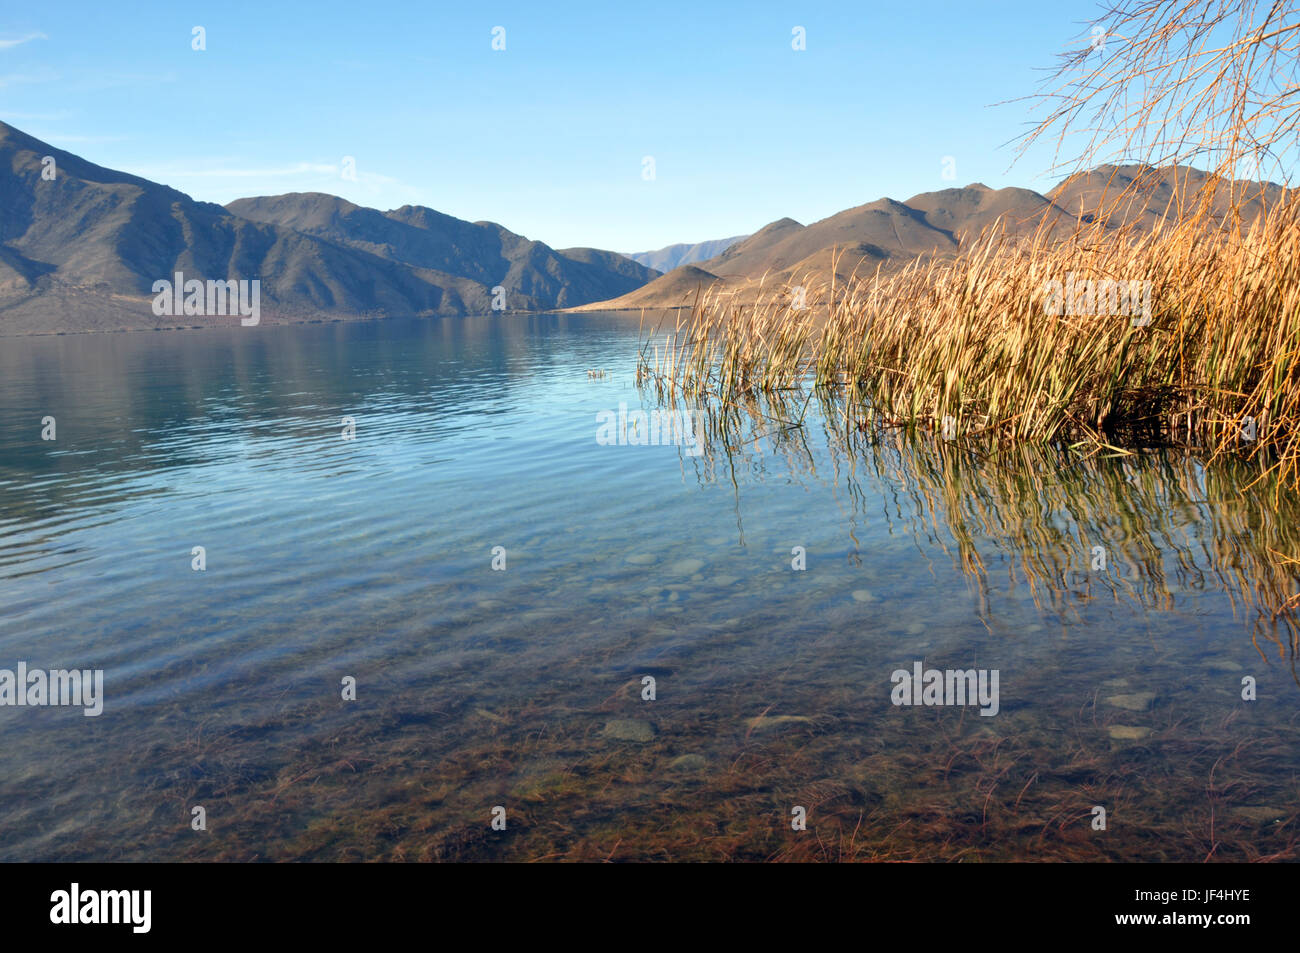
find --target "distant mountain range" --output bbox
[626,235,749,272]
[0,121,658,333]
[575,166,1286,312]
[0,120,1285,333]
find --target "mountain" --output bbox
[574,166,1287,312]
[1047,163,1281,229]
[573,185,1066,311]
[0,122,657,333]
[627,235,748,272]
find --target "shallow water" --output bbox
[0,312,1296,861]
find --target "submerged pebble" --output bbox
[745,714,813,732]
[1105,691,1156,711]
[1108,725,1152,740]
[602,719,656,743]
[1232,805,1285,823]
[668,754,708,772]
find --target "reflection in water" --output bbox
[671,386,1300,680]
[0,314,1296,861]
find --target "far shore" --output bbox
[0,303,675,338]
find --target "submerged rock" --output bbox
[745,714,813,732]
[1105,691,1156,712]
[1108,725,1152,740]
[1233,805,1285,823]
[668,754,708,772]
[851,589,875,603]
[602,718,656,743]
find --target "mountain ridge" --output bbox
[573,165,1288,312]
[0,122,657,333]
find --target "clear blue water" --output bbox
[0,313,1296,861]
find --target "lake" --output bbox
[0,312,1297,861]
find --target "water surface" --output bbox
[0,313,1297,861]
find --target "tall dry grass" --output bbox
[638,189,1300,491]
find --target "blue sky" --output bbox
[1,1,1113,252]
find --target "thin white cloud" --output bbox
[113,157,422,208]
[0,32,47,50]
[123,162,405,186]
[62,71,176,92]
[0,110,71,121]
[357,170,403,188]
[125,162,342,179]
[37,133,126,145]
[0,69,58,87]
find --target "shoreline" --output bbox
[0,306,664,338]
